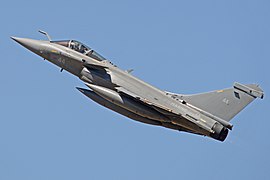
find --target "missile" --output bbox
[76,87,162,126]
[84,83,170,122]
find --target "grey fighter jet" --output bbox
[11,31,264,141]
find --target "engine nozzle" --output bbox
[210,122,229,141]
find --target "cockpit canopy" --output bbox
[51,40,106,61]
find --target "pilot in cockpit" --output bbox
[70,41,82,52]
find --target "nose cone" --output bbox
[11,36,43,54]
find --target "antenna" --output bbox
[38,30,52,41]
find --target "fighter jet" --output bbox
[11,30,264,141]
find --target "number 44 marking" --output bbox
[223,98,229,105]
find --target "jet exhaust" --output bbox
[210,123,229,141]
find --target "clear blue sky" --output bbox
[1,0,269,179]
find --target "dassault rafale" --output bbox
[11,31,264,141]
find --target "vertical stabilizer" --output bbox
[179,83,263,122]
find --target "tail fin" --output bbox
[179,82,263,122]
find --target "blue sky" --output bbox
[1,0,269,179]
